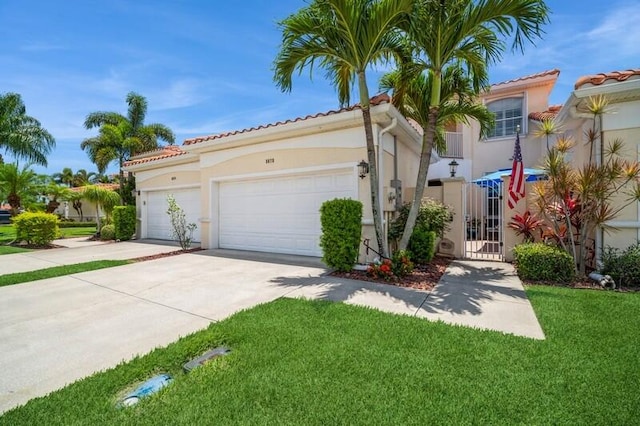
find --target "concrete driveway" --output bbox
[0,250,327,413]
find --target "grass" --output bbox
[0,224,96,245]
[0,260,130,287]
[2,287,639,425]
[0,246,30,255]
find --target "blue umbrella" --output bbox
[472,168,546,189]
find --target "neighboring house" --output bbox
[427,69,561,182]
[556,69,640,254]
[123,95,424,261]
[53,183,120,222]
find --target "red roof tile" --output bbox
[574,69,640,89]
[183,94,391,146]
[124,146,188,167]
[491,69,560,88]
[528,104,562,122]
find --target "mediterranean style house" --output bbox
[124,95,424,262]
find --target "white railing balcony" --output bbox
[437,132,463,158]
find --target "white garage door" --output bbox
[146,188,201,242]
[219,169,356,256]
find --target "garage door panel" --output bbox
[146,188,201,242]
[219,170,355,256]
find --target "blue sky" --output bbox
[1,0,638,176]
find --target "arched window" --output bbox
[486,97,523,138]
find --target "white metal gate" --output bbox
[463,181,504,261]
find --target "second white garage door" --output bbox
[146,188,201,242]
[219,170,356,256]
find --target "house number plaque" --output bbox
[265,158,275,164]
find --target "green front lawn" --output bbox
[2,287,639,424]
[0,224,96,245]
[0,246,30,255]
[0,260,131,287]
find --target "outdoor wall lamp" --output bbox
[448,159,459,177]
[358,160,369,179]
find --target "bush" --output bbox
[320,198,363,272]
[12,212,59,246]
[388,199,452,241]
[512,243,575,282]
[113,206,136,241]
[100,224,115,241]
[166,195,197,250]
[409,227,436,264]
[367,258,394,281]
[602,242,640,288]
[391,249,414,278]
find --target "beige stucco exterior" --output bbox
[125,101,425,261]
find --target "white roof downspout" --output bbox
[378,117,398,256]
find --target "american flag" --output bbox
[508,131,525,209]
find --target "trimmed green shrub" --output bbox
[100,224,115,241]
[12,212,59,246]
[388,199,452,241]
[320,198,363,272]
[113,205,136,241]
[512,243,575,282]
[409,227,436,264]
[58,221,98,228]
[602,242,640,288]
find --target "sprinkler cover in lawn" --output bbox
[121,374,173,407]
[183,347,231,372]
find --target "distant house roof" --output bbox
[574,69,640,89]
[491,69,560,89]
[182,94,391,146]
[124,145,188,167]
[528,104,563,122]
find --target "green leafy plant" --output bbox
[508,211,543,243]
[319,198,363,272]
[408,227,436,264]
[12,212,59,246]
[512,243,575,283]
[367,258,394,281]
[100,224,115,241]
[391,249,414,278]
[166,194,197,250]
[601,242,640,288]
[388,199,452,242]
[113,205,136,241]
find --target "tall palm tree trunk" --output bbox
[119,156,125,205]
[358,71,387,258]
[399,105,439,250]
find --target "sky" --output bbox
[1,0,639,176]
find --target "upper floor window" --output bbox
[486,97,523,139]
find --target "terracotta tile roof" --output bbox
[69,183,119,192]
[124,145,188,167]
[528,104,563,122]
[491,69,560,88]
[183,94,391,146]
[574,69,640,89]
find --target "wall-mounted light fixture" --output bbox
[448,159,459,178]
[358,160,369,179]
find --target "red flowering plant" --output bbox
[391,249,414,278]
[367,258,395,281]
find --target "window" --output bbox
[486,97,523,138]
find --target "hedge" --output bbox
[320,198,363,272]
[512,243,575,282]
[113,205,136,241]
[58,222,98,228]
[12,212,59,246]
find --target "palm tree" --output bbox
[82,92,175,200]
[0,92,55,166]
[44,182,72,214]
[273,0,412,257]
[0,163,42,215]
[52,167,75,187]
[81,185,122,232]
[66,191,85,222]
[394,0,550,251]
[73,169,98,187]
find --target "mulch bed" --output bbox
[331,256,453,291]
[131,247,203,262]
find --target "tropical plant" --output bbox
[81,185,122,232]
[533,118,562,151]
[0,92,55,166]
[531,96,640,276]
[166,194,197,250]
[273,0,412,257]
[73,169,98,187]
[0,162,43,215]
[43,182,72,214]
[508,210,543,243]
[82,92,175,201]
[66,191,84,221]
[52,167,75,187]
[392,0,549,251]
